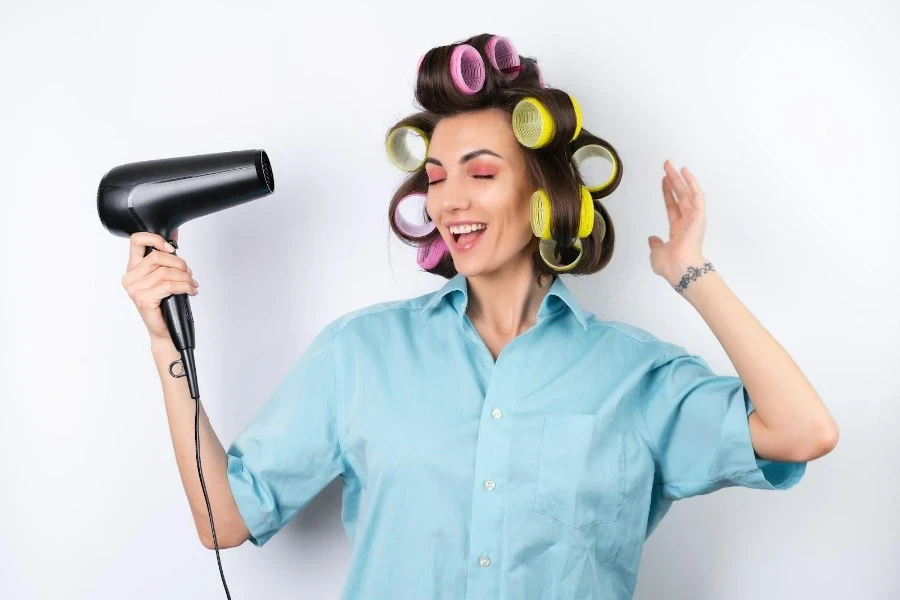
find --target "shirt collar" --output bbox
[420,272,588,330]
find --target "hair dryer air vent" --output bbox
[259,150,274,192]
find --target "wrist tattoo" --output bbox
[674,261,715,294]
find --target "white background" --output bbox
[2,0,898,598]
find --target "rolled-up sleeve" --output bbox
[636,344,806,502]
[225,323,346,547]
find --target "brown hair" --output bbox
[386,33,623,286]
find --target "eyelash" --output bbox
[427,174,494,186]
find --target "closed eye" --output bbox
[428,174,495,186]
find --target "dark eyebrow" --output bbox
[425,149,503,167]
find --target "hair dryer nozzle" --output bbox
[97,149,274,240]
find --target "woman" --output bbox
[123,33,838,599]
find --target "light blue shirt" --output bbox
[225,272,807,599]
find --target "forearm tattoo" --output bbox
[674,262,715,294]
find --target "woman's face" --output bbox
[424,108,537,277]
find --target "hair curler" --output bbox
[485,36,521,80]
[418,234,448,270]
[394,192,436,238]
[573,143,620,193]
[386,126,429,172]
[416,43,486,95]
[511,95,582,149]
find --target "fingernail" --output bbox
[192,279,199,287]
[187,266,193,275]
[165,243,176,252]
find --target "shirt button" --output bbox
[484,478,496,491]
[491,408,503,419]
[479,554,491,567]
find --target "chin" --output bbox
[453,262,489,278]
[446,232,531,277]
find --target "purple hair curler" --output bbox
[394,192,436,238]
[417,234,449,269]
[449,44,485,94]
[485,36,521,80]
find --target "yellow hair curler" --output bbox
[572,143,618,192]
[539,237,583,272]
[385,125,429,172]
[577,185,594,238]
[513,97,554,149]
[593,208,607,244]
[512,94,582,149]
[532,186,594,240]
[531,189,552,239]
[570,95,583,142]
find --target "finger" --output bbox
[663,160,693,211]
[126,266,197,298]
[122,249,191,288]
[681,167,705,212]
[133,280,198,310]
[128,232,175,271]
[662,177,680,225]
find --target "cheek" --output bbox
[488,190,534,240]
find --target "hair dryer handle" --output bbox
[144,245,200,399]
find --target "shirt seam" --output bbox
[652,468,764,488]
[332,302,436,334]
[636,344,674,486]
[328,323,349,476]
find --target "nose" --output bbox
[431,172,471,218]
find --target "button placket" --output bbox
[464,338,532,597]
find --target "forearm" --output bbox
[151,336,249,548]
[673,258,838,450]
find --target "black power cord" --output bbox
[194,393,232,598]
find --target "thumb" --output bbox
[648,235,664,251]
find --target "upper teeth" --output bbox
[449,223,487,234]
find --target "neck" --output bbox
[464,255,555,338]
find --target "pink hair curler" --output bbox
[394,193,436,238]
[417,234,449,269]
[416,53,425,78]
[536,63,545,87]
[485,36,521,80]
[449,44,485,94]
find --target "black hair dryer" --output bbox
[97,149,275,399]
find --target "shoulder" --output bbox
[582,315,676,357]
[320,290,435,339]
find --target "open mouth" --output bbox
[450,224,488,249]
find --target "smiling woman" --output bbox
[384,33,625,284]
[209,31,823,600]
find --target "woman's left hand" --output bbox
[648,159,709,287]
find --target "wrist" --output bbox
[668,257,715,293]
[150,336,179,358]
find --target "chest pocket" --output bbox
[534,414,625,529]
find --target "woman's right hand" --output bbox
[121,230,199,342]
